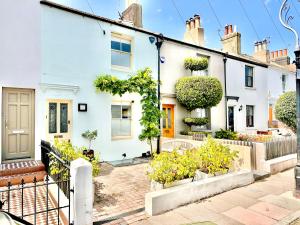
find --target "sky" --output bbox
[50,0,300,59]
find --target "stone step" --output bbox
[253,170,271,181]
[0,170,47,187]
[0,160,45,177]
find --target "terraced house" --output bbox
[0,0,296,164]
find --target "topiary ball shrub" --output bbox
[214,129,238,140]
[175,76,223,111]
[275,91,296,132]
[183,117,209,127]
[184,57,208,74]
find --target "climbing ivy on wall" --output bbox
[94,68,162,152]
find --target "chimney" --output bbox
[183,14,204,46]
[253,39,270,63]
[270,48,290,66]
[121,0,142,27]
[221,24,241,55]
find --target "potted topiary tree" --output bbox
[82,130,98,160]
[176,74,223,135]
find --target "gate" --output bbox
[0,141,73,225]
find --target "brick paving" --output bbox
[93,162,150,224]
[130,169,300,225]
[0,183,61,225]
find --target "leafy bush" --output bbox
[148,138,238,184]
[215,129,238,140]
[237,134,272,143]
[52,139,100,177]
[175,76,223,111]
[275,91,296,132]
[197,137,238,175]
[183,117,209,127]
[184,57,209,74]
[179,131,212,136]
[147,150,198,185]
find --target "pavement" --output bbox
[93,163,300,225]
[132,169,300,225]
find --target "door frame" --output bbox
[228,106,235,132]
[45,99,73,142]
[162,104,175,138]
[1,87,35,161]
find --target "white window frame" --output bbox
[111,102,133,140]
[282,74,287,93]
[245,65,254,88]
[195,53,210,76]
[111,33,133,71]
[246,105,255,128]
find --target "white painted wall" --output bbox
[160,41,226,136]
[41,5,158,161]
[267,65,296,105]
[0,0,41,162]
[226,59,269,133]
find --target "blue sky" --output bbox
[51,0,300,58]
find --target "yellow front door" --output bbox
[162,104,174,138]
[46,99,72,142]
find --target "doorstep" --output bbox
[0,160,46,187]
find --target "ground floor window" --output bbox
[246,105,254,127]
[111,104,132,138]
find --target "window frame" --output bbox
[246,105,255,128]
[196,53,210,76]
[282,74,287,93]
[111,102,133,140]
[245,65,254,88]
[111,33,133,71]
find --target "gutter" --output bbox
[223,54,228,130]
[40,0,268,68]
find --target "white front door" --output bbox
[2,88,35,160]
[46,99,72,142]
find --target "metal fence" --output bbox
[265,136,297,160]
[0,141,73,225]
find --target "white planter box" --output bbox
[145,170,254,216]
[151,178,193,191]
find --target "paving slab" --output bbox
[147,211,191,225]
[248,201,291,220]
[259,194,300,211]
[223,206,277,225]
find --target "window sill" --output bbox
[245,87,256,90]
[245,127,256,130]
[112,136,133,141]
[111,65,132,73]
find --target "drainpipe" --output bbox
[155,33,164,154]
[223,53,228,130]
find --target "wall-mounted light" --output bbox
[149,36,156,44]
[78,103,87,112]
[239,105,243,111]
[160,56,166,63]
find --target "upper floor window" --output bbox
[196,54,209,76]
[282,74,287,93]
[245,65,254,87]
[246,105,254,127]
[111,34,132,68]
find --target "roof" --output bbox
[40,0,270,68]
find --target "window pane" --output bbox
[60,103,68,133]
[167,108,172,128]
[111,119,131,137]
[112,105,121,118]
[49,103,57,133]
[246,106,254,127]
[111,51,131,67]
[122,105,131,119]
[162,108,166,128]
[111,41,121,51]
[121,43,131,53]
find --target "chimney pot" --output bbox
[190,18,195,29]
[279,49,283,56]
[271,51,274,58]
[194,14,200,28]
[275,50,278,57]
[224,25,229,36]
[228,25,233,34]
[283,49,288,56]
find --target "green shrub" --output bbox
[183,117,209,127]
[214,129,238,140]
[184,57,209,74]
[52,139,100,177]
[179,131,212,136]
[175,76,223,111]
[275,91,296,132]
[147,150,198,185]
[197,137,238,175]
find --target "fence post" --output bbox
[70,158,93,225]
